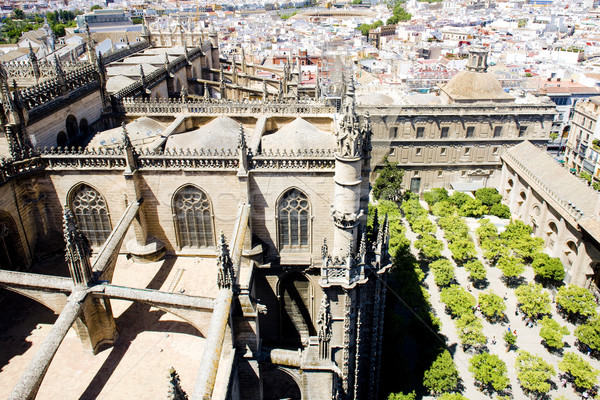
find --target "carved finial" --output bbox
[359,231,367,261]
[180,85,187,102]
[121,122,132,148]
[167,367,188,400]
[204,82,210,100]
[28,43,37,61]
[140,64,146,84]
[216,231,235,289]
[63,207,92,286]
[321,237,328,260]
[238,124,246,150]
[317,293,332,359]
[262,79,268,100]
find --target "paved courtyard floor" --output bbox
[402,207,600,400]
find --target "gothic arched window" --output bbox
[173,185,214,249]
[278,189,310,251]
[70,184,112,247]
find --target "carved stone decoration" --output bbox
[317,294,332,360]
[63,207,93,286]
[216,231,235,290]
[336,78,370,158]
[321,237,329,260]
[28,44,40,83]
[167,367,188,400]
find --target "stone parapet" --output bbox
[116,97,335,116]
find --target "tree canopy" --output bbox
[558,352,599,390]
[465,259,486,283]
[475,188,503,206]
[514,283,551,320]
[539,316,569,349]
[478,291,505,322]
[531,253,565,284]
[430,258,456,287]
[423,350,460,395]
[373,156,404,201]
[556,285,597,322]
[469,353,510,393]
[440,284,476,317]
[515,350,555,395]
[456,312,486,348]
[575,316,600,352]
[423,188,449,206]
[414,234,444,260]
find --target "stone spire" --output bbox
[121,122,137,174]
[204,82,210,100]
[232,56,238,85]
[54,54,67,95]
[317,294,332,360]
[216,232,235,289]
[164,52,171,76]
[96,52,111,113]
[125,34,130,46]
[28,43,40,83]
[141,18,151,43]
[315,76,320,99]
[262,79,268,100]
[85,22,96,65]
[238,124,248,175]
[167,367,188,400]
[241,47,247,73]
[63,208,93,286]
[219,64,226,100]
[278,79,283,101]
[184,40,190,64]
[139,64,149,99]
[180,85,187,102]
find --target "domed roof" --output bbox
[262,118,336,151]
[166,116,245,150]
[440,70,514,103]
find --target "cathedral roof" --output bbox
[357,93,394,106]
[439,70,514,103]
[165,116,247,151]
[88,117,166,149]
[261,118,335,152]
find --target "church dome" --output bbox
[440,70,513,102]
[439,45,514,103]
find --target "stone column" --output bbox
[332,154,362,258]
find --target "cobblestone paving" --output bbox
[402,207,600,400]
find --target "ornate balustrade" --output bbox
[112,47,202,101]
[0,156,45,185]
[35,145,334,172]
[19,64,98,110]
[117,97,336,115]
[102,40,150,64]
[2,59,90,84]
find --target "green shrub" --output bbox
[475,188,502,206]
[489,203,511,218]
[423,187,449,206]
